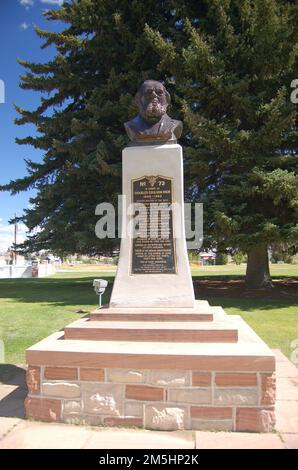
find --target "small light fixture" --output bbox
[93,279,108,308]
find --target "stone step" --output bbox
[90,311,214,322]
[26,319,275,372]
[64,318,238,343]
[90,303,214,322]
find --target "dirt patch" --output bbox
[193,278,298,301]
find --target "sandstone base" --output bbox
[25,301,275,432]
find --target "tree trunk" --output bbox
[245,244,273,289]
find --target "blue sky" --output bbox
[0,0,64,251]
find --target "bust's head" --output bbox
[135,80,170,123]
[124,80,182,144]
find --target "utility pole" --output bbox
[14,213,17,265]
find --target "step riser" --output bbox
[27,346,275,372]
[64,328,238,343]
[90,314,213,322]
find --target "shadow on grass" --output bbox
[0,276,114,307]
[199,296,298,312]
[0,274,297,311]
[193,275,298,311]
[192,275,298,281]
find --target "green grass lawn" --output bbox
[205,297,297,360]
[0,274,108,364]
[0,264,297,364]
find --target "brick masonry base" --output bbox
[25,365,275,432]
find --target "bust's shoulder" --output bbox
[124,113,183,142]
[162,114,182,125]
[124,115,142,130]
[161,114,183,138]
[124,116,143,141]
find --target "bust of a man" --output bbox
[124,80,183,145]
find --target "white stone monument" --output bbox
[110,143,195,308]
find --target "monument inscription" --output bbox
[131,175,176,274]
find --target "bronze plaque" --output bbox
[131,175,176,274]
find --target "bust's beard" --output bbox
[141,102,167,123]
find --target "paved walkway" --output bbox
[0,349,297,449]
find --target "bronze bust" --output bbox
[124,80,183,145]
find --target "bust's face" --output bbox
[138,80,169,123]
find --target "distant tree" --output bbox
[215,252,228,265]
[270,243,296,264]
[232,251,247,265]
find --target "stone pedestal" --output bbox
[25,143,276,432]
[25,301,275,432]
[110,144,195,308]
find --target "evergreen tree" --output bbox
[1,0,297,288]
[145,0,298,287]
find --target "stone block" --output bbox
[25,397,61,422]
[215,373,257,387]
[82,383,123,416]
[168,388,211,405]
[148,370,191,387]
[63,400,82,415]
[261,373,276,405]
[42,382,80,398]
[192,372,211,387]
[80,368,105,382]
[214,387,258,405]
[191,406,232,419]
[107,369,146,383]
[125,401,144,417]
[26,366,40,395]
[145,405,188,431]
[236,407,275,432]
[126,385,164,401]
[44,367,78,381]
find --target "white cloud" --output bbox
[39,0,64,5]
[19,0,64,11]
[19,0,34,9]
[0,221,28,253]
[20,22,30,30]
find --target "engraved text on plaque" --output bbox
[131,175,176,274]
